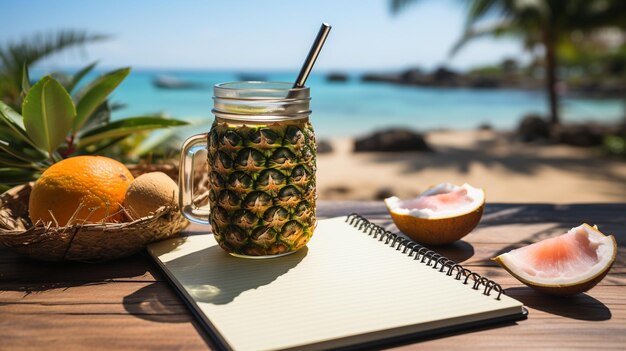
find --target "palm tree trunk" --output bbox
[544,27,559,126]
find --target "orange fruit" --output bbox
[29,156,134,226]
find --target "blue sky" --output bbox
[0,0,526,71]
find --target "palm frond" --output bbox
[0,30,109,70]
[450,19,517,55]
[390,0,423,14]
[0,30,109,110]
[565,1,626,30]
[466,0,501,24]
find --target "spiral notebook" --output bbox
[147,215,527,351]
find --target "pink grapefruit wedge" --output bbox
[493,224,617,296]
[385,183,485,245]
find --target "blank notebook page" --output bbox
[148,216,524,351]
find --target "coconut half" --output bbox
[494,224,617,295]
[385,183,485,245]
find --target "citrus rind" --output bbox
[493,224,617,296]
[385,183,485,245]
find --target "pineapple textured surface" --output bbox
[207,119,317,256]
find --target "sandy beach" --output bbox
[316,130,626,203]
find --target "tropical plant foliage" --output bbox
[0,30,108,111]
[391,0,626,125]
[0,65,187,192]
[604,135,626,158]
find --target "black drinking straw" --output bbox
[293,23,332,89]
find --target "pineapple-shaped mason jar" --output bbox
[179,82,316,258]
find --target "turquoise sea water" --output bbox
[64,69,626,138]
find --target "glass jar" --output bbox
[179,82,317,258]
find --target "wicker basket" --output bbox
[0,183,190,262]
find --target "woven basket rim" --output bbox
[0,182,189,262]
[1,182,180,233]
[0,205,177,234]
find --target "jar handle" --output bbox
[179,133,210,225]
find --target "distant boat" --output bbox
[236,73,268,81]
[153,75,206,89]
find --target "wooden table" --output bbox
[1,201,624,350]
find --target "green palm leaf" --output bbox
[22,76,76,154]
[389,0,421,14]
[0,101,42,151]
[77,117,187,148]
[0,30,108,70]
[73,67,130,132]
[21,63,30,96]
[450,19,516,55]
[0,167,40,185]
[0,30,108,110]
[0,151,34,168]
[0,139,46,163]
[65,61,98,93]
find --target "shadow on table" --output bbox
[368,143,626,202]
[123,282,221,349]
[505,287,612,321]
[431,240,475,264]
[379,319,522,350]
[1,253,150,293]
[382,219,476,263]
[158,245,308,305]
[123,244,307,319]
[123,282,191,323]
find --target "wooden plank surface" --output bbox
[1,201,625,350]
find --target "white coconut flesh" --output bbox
[497,224,615,286]
[384,183,484,219]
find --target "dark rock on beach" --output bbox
[517,115,620,147]
[354,129,432,152]
[358,56,625,98]
[316,139,334,154]
[399,68,428,85]
[323,186,352,198]
[431,67,459,84]
[478,122,493,131]
[361,66,463,87]
[469,76,500,88]
[361,73,401,83]
[326,73,349,82]
[517,114,551,142]
[553,124,612,147]
[373,187,395,200]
